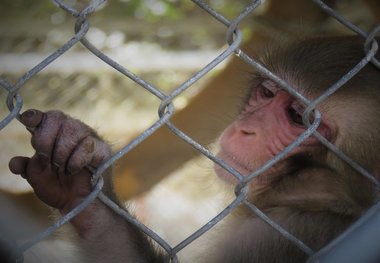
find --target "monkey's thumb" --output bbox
[9,156,30,177]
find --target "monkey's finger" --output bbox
[67,137,111,174]
[52,119,92,170]
[31,111,67,161]
[65,136,95,174]
[9,156,30,178]
[89,139,112,169]
[24,154,57,187]
[19,109,44,131]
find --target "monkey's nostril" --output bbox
[241,130,255,135]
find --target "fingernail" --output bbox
[37,152,49,163]
[22,110,36,119]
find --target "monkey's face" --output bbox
[215,80,334,188]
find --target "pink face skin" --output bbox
[214,80,333,186]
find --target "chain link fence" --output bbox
[1,0,380,262]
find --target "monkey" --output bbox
[8,36,380,263]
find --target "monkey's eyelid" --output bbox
[261,79,278,93]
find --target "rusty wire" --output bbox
[1,0,380,262]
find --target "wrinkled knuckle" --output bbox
[45,110,67,120]
[43,111,65,126]
[67,139,93,173]
[67,161,81,175]
[64,119,92,141]
[31,136,50,153]
[60,121,74,141]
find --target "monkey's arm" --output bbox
[8,110,165,263]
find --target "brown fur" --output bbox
[10,36,380,263]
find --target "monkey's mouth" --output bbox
[214,149,253,183]
[215,147,281,187]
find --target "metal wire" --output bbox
[1,0,380,262]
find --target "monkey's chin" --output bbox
[214,151,252,185]
[214,165,241,184]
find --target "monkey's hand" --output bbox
[8,109,112,216]
[8,110,166,261]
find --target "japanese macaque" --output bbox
[8,36,380,263]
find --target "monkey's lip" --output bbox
[215,150,281,187]
[215,149,253,182]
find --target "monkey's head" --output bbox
[215,36,380,212]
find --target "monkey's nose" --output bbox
[241,130,256,136]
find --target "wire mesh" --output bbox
[1,0,380,262]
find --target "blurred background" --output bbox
[0,0,378,261]
[0,1,252,260]
[0,0,246,190]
